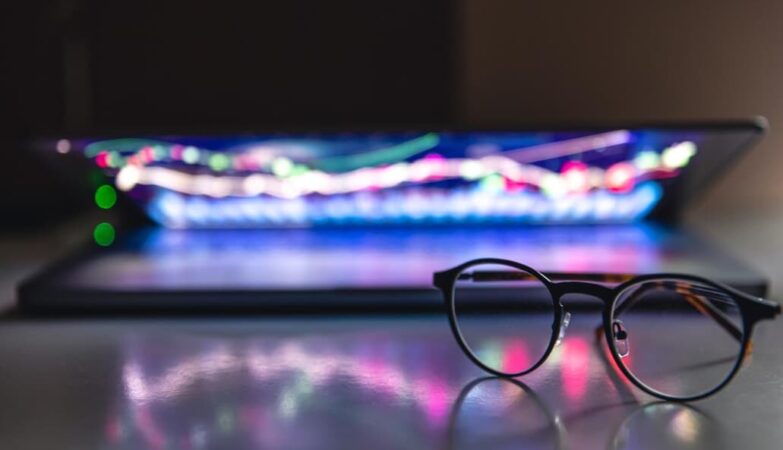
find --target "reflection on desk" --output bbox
[94,318,724,450]
[449,378,720,450]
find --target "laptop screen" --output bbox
[50,124,762,228]
[21,122,768,311]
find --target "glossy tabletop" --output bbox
[0,312,781,450]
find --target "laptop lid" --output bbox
[18,120,768,313]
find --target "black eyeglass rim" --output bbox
[443,261,562,380]
[607,276,747,401]
[433,257,781,402]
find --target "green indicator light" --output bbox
[93,222,116,247]
[95,184,117,209]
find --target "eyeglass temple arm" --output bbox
[609,282,744,343]
[459,271,636,283]
[459,271,743,343]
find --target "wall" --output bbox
[459,0,783,295]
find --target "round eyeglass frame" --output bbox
[434,257,779,401]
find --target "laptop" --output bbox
[18,120,768,313]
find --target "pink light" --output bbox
[562,337,590,401]
[558,248,609,273]
[240,155,262,171]
[605,162,636,192]
[140,146,155,163]
[647,168,679,179]
[170,144,184,160]
[505,179,526,192]
[104,416,122,443]
[95,151,110,168]
[562,161,589,194]
[232,155,247,171]
[134,405,167,450]
[502,340,531,373]
[422,379,451,427]
[424,153,447,178]
[599,336,638,397]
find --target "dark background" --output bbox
[0,0,454,226]
[1,2,782,291]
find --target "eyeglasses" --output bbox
[433,258,781,401]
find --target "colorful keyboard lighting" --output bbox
[65,130,698,227]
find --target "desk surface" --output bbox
[0,314,780,450]
[1,217,782,450]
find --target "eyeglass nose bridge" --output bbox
[549,282,614,348]
[550,281,615,302]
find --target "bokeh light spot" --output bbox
[93,222,116,247]
[56,139,71,154]
[209,154,231,172]
[95,185,118,209]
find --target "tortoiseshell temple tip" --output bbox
[742,340,755,367]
